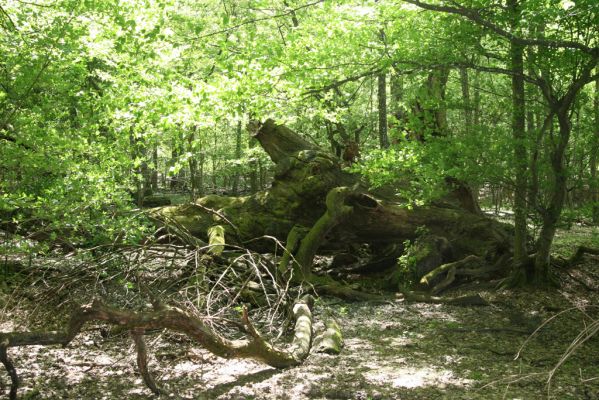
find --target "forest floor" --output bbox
[2,222,599,399]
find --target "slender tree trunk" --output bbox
[428,67,450,135]
[473,71,481,128]
[534,110,571,283]
[170,142,179,191]
[188,130,198,201]
[459,67,472,134]
[232,120,242,195]
[130,129,144,207]
[141,160,151,196]
[390,71,404,128]
[378,72,389,149]
[592,76,599,223]
[211,130,218,191]
[198,149,205,198]
[248,138,259,194]
[151,144,158,192]
[527,103,539,211]
[508,0,528,269]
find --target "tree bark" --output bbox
[378,72,389,149]
[154,120,513,282]
[459,67,473,134]
[151,144,158,192]
[533,110,570,284]
[592,76,599,223]
[390,71,404,127]
[508,0,529,271]
[232,120,242,195]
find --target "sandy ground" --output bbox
[2,272,599,400]
[2,222,599,399]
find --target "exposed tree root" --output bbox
[0,295,314,398]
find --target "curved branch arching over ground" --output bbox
[0,296,314,399]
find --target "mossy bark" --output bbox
[153,119,513,282]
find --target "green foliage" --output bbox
[396,240,419,289]
[0,0,597,255]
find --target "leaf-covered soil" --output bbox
[2,224,599,399]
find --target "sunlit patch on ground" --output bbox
[3,226,599,399]
[363,365,471,389]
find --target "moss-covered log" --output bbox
[153,119,513,287]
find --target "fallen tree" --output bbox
[155,119,514,291]
[0,120,517,398]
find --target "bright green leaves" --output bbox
[352,140,448,207]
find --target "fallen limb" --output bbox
[278,225,308,275]
[309,274,391,301]
[420,255,483,286]
[313,319,343,354]
[293,187,355,278]
[565,246,599,266]
[397,291,489,306]
[131,328,163,395]
[0,295,314,398]
[431,266,456,295]
[207,224,226,255]
[0,342,18,400]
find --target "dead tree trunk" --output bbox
[154,119,514,289]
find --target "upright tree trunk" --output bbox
[427,67,450,135]
[508,0,529,268]
[378,72,389,149]
[188,130,198,201]
[248,135,259,194]
[533,110,571,283]
[130,129,143,207]
[459,67,473,134]
[170,139,180,191]
[591,76,599,223]
[211,130,218,191]
[473,71,481,128]
[390,71,404,127]
[151,144,159,192]
[526,36,547,213]
[526,95,539,211]
[141,160,151,196]
[232,120,242,195]
[130,128,150,206]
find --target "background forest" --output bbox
[1,0,599,399]
[1,0,597,254]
